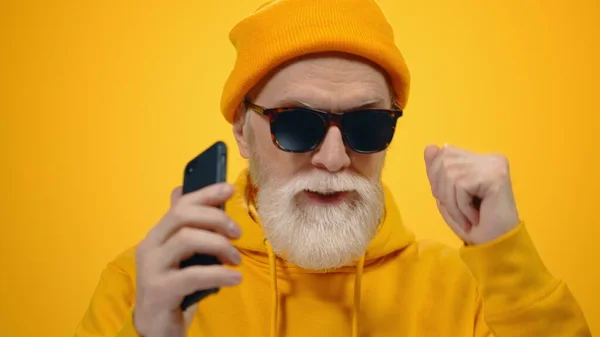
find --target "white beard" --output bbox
[248,142,385,271]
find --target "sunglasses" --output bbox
[245,100,403,154]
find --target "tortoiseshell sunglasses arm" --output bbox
[245,100,270,115]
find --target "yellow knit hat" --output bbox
[220,0,411,124]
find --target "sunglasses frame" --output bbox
[245,100,403,154]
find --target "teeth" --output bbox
[309,190,339,196]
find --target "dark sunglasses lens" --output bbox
[342,111,396,153]
[272,109,326,152]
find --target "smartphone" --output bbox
[179,141,228,311]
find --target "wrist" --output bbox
[459,222,556,317]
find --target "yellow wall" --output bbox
[1,1,598,336]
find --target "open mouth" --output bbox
[303,190,350,204]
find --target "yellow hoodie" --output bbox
[75,171,590,337]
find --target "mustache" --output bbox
[269,170,381,198]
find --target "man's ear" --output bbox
[233,102,250,159]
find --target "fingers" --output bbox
[427,143,479,232]
[179,183,235,208]
[424,145,441,169]
[168,265,242,299]
[163,206,241,243]
[171,186,183,207]
[183,303,199,329]
[428,145,455,198]
[436,200,470,240]
[161,227,242,268]
[146,183,238,245]
[441,172,469,229]
[425,147,444,196]
[456,182,479,228]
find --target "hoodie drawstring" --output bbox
[352,254,365,337]
[265,240,279,337]
[263,239,366,337]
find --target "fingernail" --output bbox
[443,143,449,148]
[228,222,242,238]
[230,248,241,265]
[226,272,242,285]
[221,184,233,195]
[465,221,473,232]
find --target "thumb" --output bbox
[424,144,441,169]
[183,303,198,329]
[170,186,183,206]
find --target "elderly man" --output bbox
[75,0,590,336]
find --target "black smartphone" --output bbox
[179,141,228,311]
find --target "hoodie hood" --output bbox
[225,169,415,270]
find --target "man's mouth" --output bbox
[302,190,350,204]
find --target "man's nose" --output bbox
[311,126,351,172]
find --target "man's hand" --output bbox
[424,144,521,245]
[133,184,243,337]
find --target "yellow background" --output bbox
[1,0,598,336]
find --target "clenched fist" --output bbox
[424,144,521,245]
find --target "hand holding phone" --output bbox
[132,141,241,337]
[180,141,229,310]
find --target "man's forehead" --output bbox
[252,53,393,110]
[272,52,389,78]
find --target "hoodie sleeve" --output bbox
[74,255,141,337]
[459,222,591,337]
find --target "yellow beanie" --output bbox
[220,0,411,124]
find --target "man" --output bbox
[75,0,591,336]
